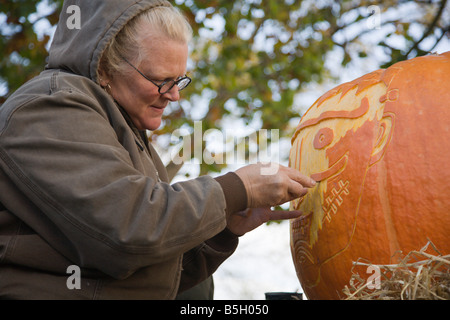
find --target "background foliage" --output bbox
[1,0,449,178]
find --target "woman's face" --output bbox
[106,34,189,131]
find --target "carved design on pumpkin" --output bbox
[288,52,450,300]
[289,66,402,291]
[323,179,350,222]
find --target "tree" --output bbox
[1,0,449,179]
[0,0,62,101]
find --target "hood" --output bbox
[46,0,172,82]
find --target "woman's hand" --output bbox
[226,207,303,236]
[234,162,316,208]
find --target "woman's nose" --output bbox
[162,86,180,101]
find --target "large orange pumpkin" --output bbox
[289,51,450,300]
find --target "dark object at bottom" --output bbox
[265,292,303,300]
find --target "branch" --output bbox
[404,0,448,57]
[427,24,450,52]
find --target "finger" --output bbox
[283,166,316,188]
[287,181,308,200]
[267,209,303,221]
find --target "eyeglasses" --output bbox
[122,57,191,94]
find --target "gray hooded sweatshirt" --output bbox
[0,0,246,299]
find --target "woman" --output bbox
[0,0,315,299]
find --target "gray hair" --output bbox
[98,6,192,81]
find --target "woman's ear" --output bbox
[97,57,113,87]
[98,69,110,88]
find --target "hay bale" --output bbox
[343,241,450,300]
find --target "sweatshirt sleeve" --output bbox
[0,79,232,279]
[177,227,239,294]
[214,172,248,215]
[175,173,246,293]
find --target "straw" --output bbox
[343,241,450,300]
